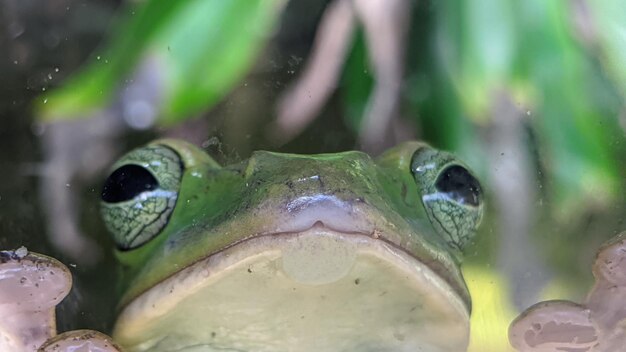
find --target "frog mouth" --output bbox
[113,222,470,352]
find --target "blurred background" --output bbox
[2,0,626,350]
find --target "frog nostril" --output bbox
[311,220,326,228]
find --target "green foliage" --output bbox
[341,30,373,133]
[514,1,622,213]
[405,0,624,215]
[37,0,285,124]
[38,0,626,216]
[435,0,517,122]
[589,1,626,99]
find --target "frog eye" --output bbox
[100,144,183,250]
[411,146,483,251]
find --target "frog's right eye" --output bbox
[411,146,483,252]
[100,145,183,250]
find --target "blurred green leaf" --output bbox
[406,4,483,173]
[517,0,622,214]
[340,29,373,133]
[435,0,517,122]
[588,1,626,100]
[409,0,623,216]
[37,0,285,124]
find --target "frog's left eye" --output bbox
[411,146,483,251]
[100,144,183,250]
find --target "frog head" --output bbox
[100,139,483,351]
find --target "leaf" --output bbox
[37,0,286,124]
[587,1,626,99]
[518,0,622,214]
[434,0,517,122]
[340,29,373,133]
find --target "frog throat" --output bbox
[113,224,470,351]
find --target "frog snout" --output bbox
[272,194,380,285]
[280,193,376,235]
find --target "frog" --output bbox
[509,231,626,352]
[1,139,484,352]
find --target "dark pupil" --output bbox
[101,165,158,203]
[435,165,482,206]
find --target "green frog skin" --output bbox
[0,139,484,352]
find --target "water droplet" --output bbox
[15,246,28,258]
[54,67,59,72]
[97,56,101,60]
[47,73,52,80]
[43,98,48,104]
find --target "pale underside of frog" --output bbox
[3,139,486,352]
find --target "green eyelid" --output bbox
[100,144,183,250]
[411,147,484,252]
